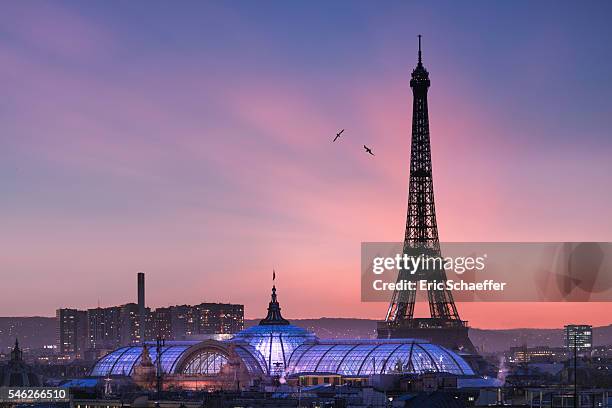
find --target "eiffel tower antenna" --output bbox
[418,34,422,65]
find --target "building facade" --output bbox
[148,303,244,340]
[147,307,172,340]
[120,303,148,346]
[565,325,593,354]
[87,306,123,350]
[507,346,567,363]
[57,302,243,357]
[57,308,88,357]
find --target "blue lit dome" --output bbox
[286,339,474,377]
[230,286,316,376]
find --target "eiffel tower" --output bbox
[376,36,476,353]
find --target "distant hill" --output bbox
[3,316,612,354]
[470,325,612,352]
[469,327,565,352]
[248,318,612,353]
[0,317,57,351]
[245,318,377,339]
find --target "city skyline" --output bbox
[2,1,612,328]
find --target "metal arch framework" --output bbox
[356,344,383,375]
[89,344,194,377]
[289,343,318,373]
[406,341,416,373]
[414,343,439,372]
[233,343,269,375]
[90,341,268,378]
[172,340,268,376]
[331,344,361,374]
[108,347,132,376]
[438,344,466,375]
[284,340,473,377]
[90,338,474,379]
[173,341,232,376]
[181,351,228,376]
[379,343,404,373]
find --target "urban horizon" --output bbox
[6,276,612,330]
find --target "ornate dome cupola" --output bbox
[259,285,290,326]
[0,339,42,387]
[11,339,23,362]
[230,274,316,376]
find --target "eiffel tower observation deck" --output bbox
[376,36,476,354]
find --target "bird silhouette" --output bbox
[363,145,374,156]
[333,129,345,142]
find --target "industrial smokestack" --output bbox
[138,272,145,343]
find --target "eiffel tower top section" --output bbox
[410,35,430,89]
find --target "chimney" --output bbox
[138,272,145,343]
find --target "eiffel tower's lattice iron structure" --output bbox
[377,37,475,353]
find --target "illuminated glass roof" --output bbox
[89,341,267,377]
[230,324,316,376]
[90,337,474,378]
[286,339,474,377]
[89,286,475,379]
[89,343,194,377]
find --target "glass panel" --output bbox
[445,348,473,375]
[230,325,316,375]
[419,343,461,374]
[239,344,267,373]
[159,346,190,373]
[337,345,377,376]
[111,347,142,375]
[90,347,129,376]
[411,344,438,373]
[243,332,272,371]
[383,344,412,374]
[269,334,285,375]
[314,345,355,374]
[279,332,309,362]
[183,351,228,375]
[285,345,308,374]
[234,346,265,374]
[359,344,402,375]
[292,345,334,373]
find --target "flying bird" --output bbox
[363,145,375,156]
[333,129,345,142]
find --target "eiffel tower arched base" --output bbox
[376,318,477,354]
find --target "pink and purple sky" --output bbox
[1,1,612,328]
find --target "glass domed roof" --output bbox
[286,339,474,377]
[90,281,476,380]
[230,286,316,376]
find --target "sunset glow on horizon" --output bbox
[1,1,612,329]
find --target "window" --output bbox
[182,350,228,375]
